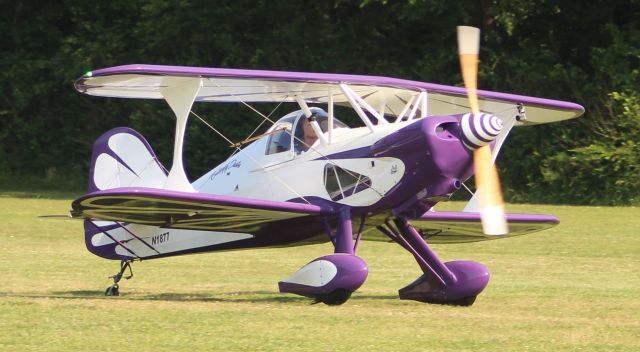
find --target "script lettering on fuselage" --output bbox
[210,159,242,180]
[151,232,170,245]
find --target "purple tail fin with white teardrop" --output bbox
[87,127,167,192]
[84,127,168,260]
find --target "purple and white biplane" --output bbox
[70,27,583,305]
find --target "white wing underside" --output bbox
[79,72,582,126]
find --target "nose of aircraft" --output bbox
[419,115,475,181]
[460,113,503,150]
[369,114,503,207]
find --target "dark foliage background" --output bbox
[1,0,638,204]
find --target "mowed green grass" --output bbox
[0,193,638,351]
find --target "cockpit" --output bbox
[265,108,349,155]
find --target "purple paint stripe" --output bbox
[115,221,161,254]
[461,125,488,150]
[469,120,493,143]
[480,114,500,137]
[489,116,502,131]
[78,64,584,113]
[86,220,141,259]
[74,187,334,215]
[108,150,139,177]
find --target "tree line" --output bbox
[1,0,638,204]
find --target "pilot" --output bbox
[295,113,319,153]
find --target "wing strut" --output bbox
[160,77,202,192]
[339,84,387,131]
[295,95,328,146]
[463,110,518,212]
[327,91,334,144]
[407,91,428,121]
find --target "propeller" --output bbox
[457,26,508,235]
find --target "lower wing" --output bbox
[363,211,558,244]
[405,211,558,244]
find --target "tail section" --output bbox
[85,127,168,260]
[83,128,252,261]
[83,221,253,261]
[88,127,167,192]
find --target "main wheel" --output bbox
[446,295,476,306]
[315,289,353,306]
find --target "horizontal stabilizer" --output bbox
[73,187,334,261]
[82,220,254,261]
[71,187,332,231]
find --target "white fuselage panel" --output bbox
[192,123,411,207]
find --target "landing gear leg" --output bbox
[378,218,489,305]
[278,208,369,305]
[105,260,134,296]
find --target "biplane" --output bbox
[70,27,583,305]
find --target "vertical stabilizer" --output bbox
[88,127,167,192]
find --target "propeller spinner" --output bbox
[457,26,508,235]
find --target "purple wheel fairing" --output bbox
[399,260,490,305]
[279,254,368,304]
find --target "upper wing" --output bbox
[75,64,584,125]
[405,211,559,244]
[71,187,332,233]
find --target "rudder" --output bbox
[88,127,167,192]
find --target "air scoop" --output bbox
[460,113,503,150]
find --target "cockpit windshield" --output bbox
[265,108,349,155]
[265,116,295,155]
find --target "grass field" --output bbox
[0,192,638,351]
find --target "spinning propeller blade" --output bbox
[457,26,508,235]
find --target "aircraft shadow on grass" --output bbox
[23,290,399,304]
[2,191,82,200]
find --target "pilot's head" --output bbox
[303,114,317,138]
